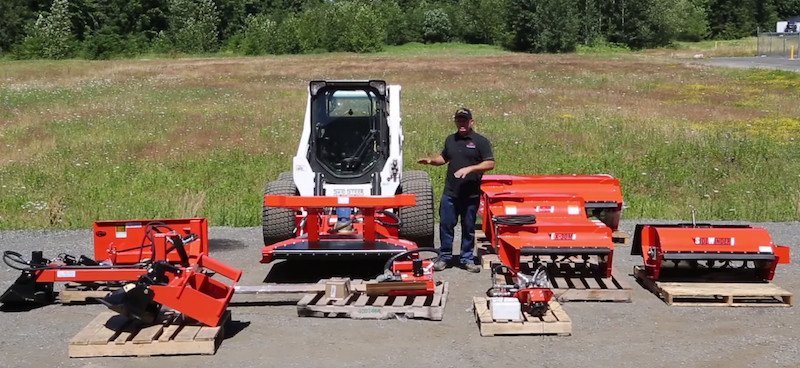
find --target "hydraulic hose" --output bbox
[493,215,536,226]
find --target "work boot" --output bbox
[462,263,481,273]
[433,260,448,271]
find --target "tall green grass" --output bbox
[1,45,800,229]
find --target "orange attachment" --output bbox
[481,174,624,231]
[93,218,208,265]
[261,195,419,263]
[478,177,618,278]
[151,254,242,327]
[632,223,791,281]
[389,259,435,296]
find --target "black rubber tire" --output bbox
[262,180,297,245]
[277,171,293,181]
[398,172,435,247]
[402,170,429,182]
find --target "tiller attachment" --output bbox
[367,248,440,296]
[261,195,419,263]
[102,254,242,327]
[632,223,791,281]
[487,265,554,317]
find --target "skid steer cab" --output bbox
[261,80,435,261]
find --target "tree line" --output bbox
[1,0,799,59]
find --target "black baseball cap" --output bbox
[453,107,472,120]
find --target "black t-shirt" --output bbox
[441,131,494,198]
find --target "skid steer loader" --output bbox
[261,80,435,262]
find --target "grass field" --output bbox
[2,43,800,229]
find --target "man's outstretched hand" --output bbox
[453,167,472,178]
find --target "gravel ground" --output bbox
[697,56,800,72]
[0,220,798,368]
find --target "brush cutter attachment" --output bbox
[632,223,791,281]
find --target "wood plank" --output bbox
[392,296,408,307]
[194,312,229,341]
[411,295,428,307]
[634,265,793,307]
[173,325,202,342]
[297,293,319,307]
[87,314,130,345]
[69,312,118,345]
[474,298,570,337]
[158,324,182,343]
[353,293,370,307]
[372,296,388,306]
[69,340,218,358]
[297,282,448,321]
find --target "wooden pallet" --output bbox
[633,266,793,307]
[297,280,448,320]
[473,297,571,336]
[490,262,632,302]
[58,282,121,304]
[68,310,229,358]
[612,230,630,246]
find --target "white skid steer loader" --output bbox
[261,80,435,261]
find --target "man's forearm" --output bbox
[469,160,495,174]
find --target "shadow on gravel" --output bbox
[0,302,48,313]
[224,320,251,339]
[262,259,386,283]
[209,238,247,252]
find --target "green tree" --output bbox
[17,0,77,59]
[422,8,452,43]
[457,0,509,45]
[507,0,580,52]
[169,0,220,52]
[0,0,32,53]
[707,0,769,39]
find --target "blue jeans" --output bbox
[439,194,479,265]
[336,207,352,223]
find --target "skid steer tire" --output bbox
[402,170,429,183]
[277,171,293,182]
[262,180,297,246]
[398,172,435,247]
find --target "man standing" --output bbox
[418,108,495,273]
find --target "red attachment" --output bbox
[149,254,242,327]
[481,174,624,231]
[93,218,208,265]
[389,259,435,296]
[261,195,418,263]
[4,218,240,327]
[633,224,791,281]
[30,231,197,284]
[514,287,554,306]
[479,182,617,278]
[496,220,615,277]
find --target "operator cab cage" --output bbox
[308,80,389,184]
